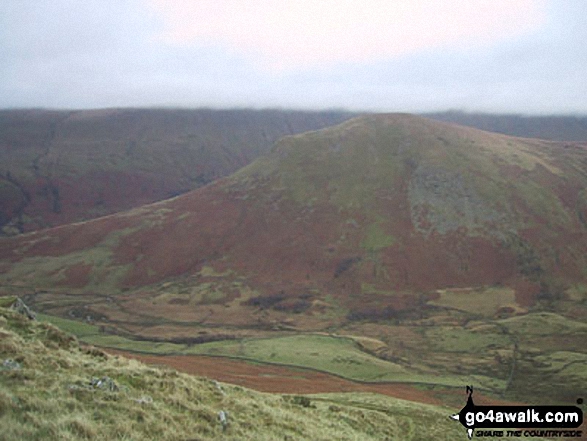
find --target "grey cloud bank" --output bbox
[1,0,586,114]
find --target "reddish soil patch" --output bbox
[106,350,535,412]
[106,350,510,407]
[511,278,541,307]
[56,262,93,288]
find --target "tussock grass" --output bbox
[0,306,472,440]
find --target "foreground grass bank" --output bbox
[0,305,477,440]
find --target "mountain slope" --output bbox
[3,114,587,405]
[2,114,587,328]
[0,108,354,234]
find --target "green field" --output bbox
[37,313,504,391]
[35,306,587,404]
[3,305,525,441]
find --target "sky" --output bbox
[1,0,586,114]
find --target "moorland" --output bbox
[1,109,587,439]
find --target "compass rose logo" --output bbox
[450,385,476,439]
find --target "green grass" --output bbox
[34,312,508,393]
[536,351,587,376]
[430,286,517,316]
[0,305,492,440]
[362,220,395,252]
[33,303,587,403]
[83,335,188,354]
[498,312,587,335]
[187,334,407,381]
[37,313,189,354]
[183,334,502,390]
[423,327,511,353]
[33,313,500,390]
[36,313,100,338]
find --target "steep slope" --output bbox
[0,108,354,234]
[0,303,467,441]
[2,114,587,328]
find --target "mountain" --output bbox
[0,108,354,235]
[2,114,587,322]
[425,111,587,142]
[2,114,587,404]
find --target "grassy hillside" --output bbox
[3,115,587,302]
[0,304,475,441]
[1,114,586,407]
[0,108,354,234]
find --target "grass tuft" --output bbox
[0,305,482,440]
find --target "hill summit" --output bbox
[0,108,354,234]
[1,114,587,328]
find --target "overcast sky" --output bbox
[1,0,585,114]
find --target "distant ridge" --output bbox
[425,111,587,142]
[0,108,355,234]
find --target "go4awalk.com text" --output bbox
[450,386,583,439]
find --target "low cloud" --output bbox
[148,0,546,70]
[0,0,585,113]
